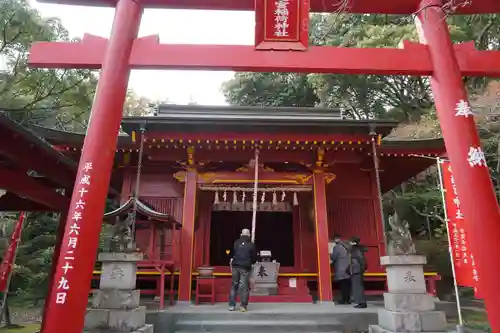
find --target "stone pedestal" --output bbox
[84,252,153,333]
[369,255,449,333]
[251,261,280,296]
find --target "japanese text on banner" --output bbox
[55,162,93,305]
[441,161,480,291]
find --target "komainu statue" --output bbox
[387,211,416,256]
[110,213,136,253]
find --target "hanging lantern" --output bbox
[272,191,278,205]
[214,191,219,204]
[223,190,227,202]
[293,192,299,206]
[233,191,238,204]
[281,191,286,202]
[261,191,266,203]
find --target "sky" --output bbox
[30,1,256,105]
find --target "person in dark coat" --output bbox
[350,236,367,308]
[330,234,352,304]
[229,228,257,312]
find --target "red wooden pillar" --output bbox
[178,170,197,302]
[312,173,332,302]
[40,0,142,332]
[417,1,500,331]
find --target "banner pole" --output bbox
[251,148,259,243]
[0,212,27,324]
[436,158,464,330]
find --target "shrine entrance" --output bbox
[209,210,294,267]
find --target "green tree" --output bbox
[221,72,318,107]
[0,0,99,131]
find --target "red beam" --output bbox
[28,36,500,77]
[0,166,69,211]
[33,0,500,14]
[175,170,315,185]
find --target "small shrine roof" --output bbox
[103,197,181,226]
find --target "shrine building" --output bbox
[21,104,444,305]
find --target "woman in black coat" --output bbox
[350,236,367,308]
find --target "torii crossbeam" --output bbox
[28,35,500,76]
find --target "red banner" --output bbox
[441,161,481,297]
[0,213,26,292]
[254,0,309,50]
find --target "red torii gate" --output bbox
[28,0,500,332]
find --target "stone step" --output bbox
[165,310,375,321]
[174,330,348,333]
[173,319,345,332]
[146,303,379,333]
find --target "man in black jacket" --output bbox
[229,228,257,312]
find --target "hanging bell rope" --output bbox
[130,126,146,241]
[371,132,388,249]
[251,149,259,243]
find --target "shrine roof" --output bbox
[34,0,500,14]
[120,104,399,137]
[0,112,77,211]
[29,124,131,148]
[382,137,444,150]
[28,105,446,153]
[0,113,78,170]
[0,113,121,212]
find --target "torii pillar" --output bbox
[40,1,143,332]
[417,1,500,331]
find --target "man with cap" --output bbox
[229,228,257,312]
